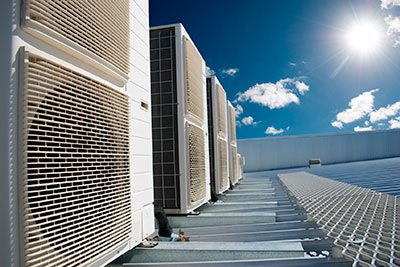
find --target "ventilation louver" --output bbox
[219,139,229,190]
[216,84,227,138]
[24,0,130,74]
[187,123,207,204]
[231,146,238,184]
[22,53,131,267]
[228,105,236,145]
[184,37,204,123]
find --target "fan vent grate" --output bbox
[187,124,206,204]
[23,53,131,267]
[25,0,130,74]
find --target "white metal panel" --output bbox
[238,129,400,172]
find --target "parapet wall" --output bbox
[238,129,400,172]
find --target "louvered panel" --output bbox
[216,84,227,138]
[25,0,130,74]
[183,37,204,123]
[187,124,206,204]
[231,145,238,184]
[219,139,229,190]
[229,105,236,145]
[23,53,131,267]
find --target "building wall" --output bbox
[238,129,400,172]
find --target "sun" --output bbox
[345,21,383,56]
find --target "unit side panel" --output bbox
[150,27,181,209]
[206,78,216,195]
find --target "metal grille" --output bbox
[206,78,216,195]
[150,27,181,209]
[187,124,207,204]
[183,37,204,123]
[280,172,400,267]
[219,139,229,190]
[228,105,236,145]
[216,84,227,138]
[24,0,130,74]
[231,145,238,184]
[23,53,132,267]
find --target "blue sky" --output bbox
[150,0,400,139]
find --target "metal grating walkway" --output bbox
[280,172,400,267]
[109,173,351,266]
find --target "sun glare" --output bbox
[345,21,383,56]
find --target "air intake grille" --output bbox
[187,124,207,204]
[219,139,229,190]
[216,84,227,137]
[184,37,204,123]
[23,53,131,267]
[228,105,236,144]
[231,145,238,184]
[25,0,130,74]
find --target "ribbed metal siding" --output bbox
[187,124,207,204]
[24,0,130,74]
[22,53,131,267]
[184,37,204,123]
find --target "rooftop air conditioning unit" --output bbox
[227,101,239,185]
[206,76,230,195]
[237,153,244,180]
[3,1,154,266]
[150,24,211,214]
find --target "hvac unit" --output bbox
[206,76,230,195]
[227,101,239,185]
[237,153,244,180]
[3,1,154,267]
[150,24,211,214]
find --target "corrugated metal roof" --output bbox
[109,171,352,266]
[109,157,400,266]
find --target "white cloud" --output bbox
[294,80,310,95]
[222,68,239,77]
[236,77,310,109]
[369,101,400,123]
[381,0,400,9]
[265,126,285,135]
[385,15,400,47]
[234,104,243,117]
[241,116,260,126]
[364,121,370,126]
[206,66,215,76]
[331,89,379,128]
[289,62,296,66]
[389,117,400,129]
[354,126,374,132]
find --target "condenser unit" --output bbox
[227,101,239,185]
[150,24,211,214]
[237,153,244,180]
[206,76,230,195]
[3,1,154,267]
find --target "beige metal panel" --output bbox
[22,53,131,267]
[219,139,229,190]
[231,145,238,184]
[187,124,207,204]
[183,37,204,123]
[24,0,130,74]
[228,104,236,145]
[216,84,227,138]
